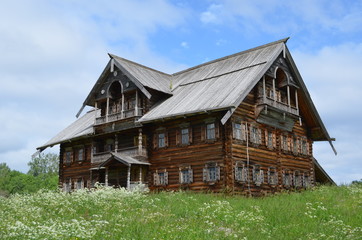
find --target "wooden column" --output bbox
[262,76,266,102]
[127,165,131,190]
[95,101,98,109]
[114,134,118,152]
[135,90,139,116]
[106,97,110,122]
[139,166,142,183]
[121,93,125,119]
[295,90,299,114]
[138,128,143,155]
[287,85,291,111]
[272,78,276,107]
[105,167,109,187]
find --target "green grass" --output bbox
[0,185,361,239]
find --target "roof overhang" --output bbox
[99,152,150,168]
[313,158,336,185]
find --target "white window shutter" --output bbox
[241,123,246,141]
[164,171,168,185]
[234,165,238,181]
[153,173,158,186]
[216,166,221,181]
[179,170,182,183]
[189,169,193,183]
[203,168,207,182]
[258,128,262,144]
[232,123,236,139]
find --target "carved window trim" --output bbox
[153,169,168,186]
[253,165,264,186]
[268,167,278,185]
[203,162,220,183]
[235,161,248,183]
[179,166,193,184]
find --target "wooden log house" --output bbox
[37,38,336,195]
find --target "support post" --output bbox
[105,167,108,187]
[114,134,118,152]
[139,166,142,184]
[135,90,139,116]
[287,85,291,111]
[295,90,299,115]
[121,93,125,119]
[106,97,110,122]
[127,165,131,190]
[272,78,276,106]
[262,76,266,103]
[138,128,143,155]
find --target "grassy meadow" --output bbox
[0,185,361,240]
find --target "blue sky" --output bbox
[0,0,361,184]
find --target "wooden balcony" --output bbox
[95,108,143,125]
[91,146,147,164]
[257,97,299,116]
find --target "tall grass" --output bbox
[0,185,361,239]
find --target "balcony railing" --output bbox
[258,97,299,116]
[95,108,144,125]
[91,146,148,164]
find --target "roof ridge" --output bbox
[108,53,172,77]
[172,37,289,76]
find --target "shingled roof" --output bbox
[38,38,336,154]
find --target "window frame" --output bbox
[179,166,193,184]
[158,133,165,148]
[268,167,278,185]
[235,162,248,183]
[154,170,168,186]
[181,128,189,145]
[253,165,264,186]
[206,123,216,140]
[203,162,220,183]
[64,151,72,166]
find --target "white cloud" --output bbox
[293,42,362,184]
[200,0,362,36]
[181,41,189,48]
[0,0,188,172]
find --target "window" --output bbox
[179,167,193,184]
[76,178,83,190]
[235,162,248,182]
[268,167,278,185]
[294,171,302,187]
[77,148,84,162]
[181,128,189,145]
[293,137,299,155]
[158,133,165,148]
[233,122,246,140]
[206,123,215,140]
[266,131,274,149]
[63,178,71,192]
[283,170,292,187]
[302,172,310,188]
[250,126,262,145]
[203,163,220,182]
[233,123,241,140]
[281,135,289,151]
[301,139,308,155]
[154,170,168,186]
[253,165,264,186]
[65,151,72,165]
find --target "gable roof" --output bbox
[39,38,335,155]
[139,38,286,123]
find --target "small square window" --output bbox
[206,123,215,140]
